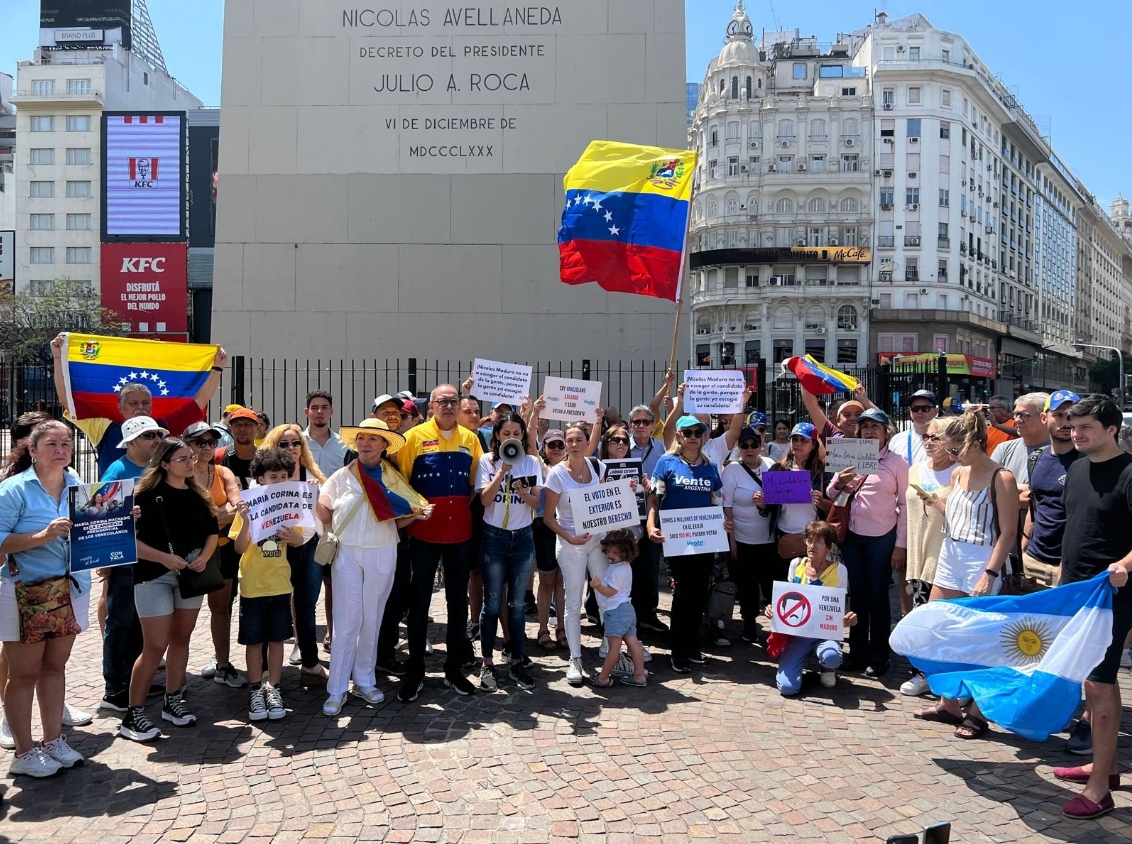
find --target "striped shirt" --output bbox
[944,475,998,547]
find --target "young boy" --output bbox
[232,448,306,721]
[590,529,648,687]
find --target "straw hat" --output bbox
[339,418,407,453]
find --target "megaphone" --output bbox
[499,438,524,462]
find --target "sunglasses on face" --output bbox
[189,438,218,448]
[738,441,760,450]
[910,405,934,413]
[680,429,706,439]
[630,419,652,426]
[608,437,630,445]
[544,442,565,449]
[138,432,162,440]
[921,434,941,442]
[433,398,459,408]
[944,446,962,456]
[1013,412,1034,422]
[278,440,303,449]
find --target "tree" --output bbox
[0,279,124,364]
[1088,353,1131,398]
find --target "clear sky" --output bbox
[2,0,1128,206]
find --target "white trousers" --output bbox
[327,545,396,697]
[556,536,609,659]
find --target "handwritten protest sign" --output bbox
[770,580,846,640]
[69,479,137,572]
[659,506,729,557]
[240,482,318,544]
[825,438,880,474]
[569,479,639,537]
[682,370,746,415]
[542,376,602,424]
[762,471,814,505]
[471,358,532,406]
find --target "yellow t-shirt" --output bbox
[229,513,298,598]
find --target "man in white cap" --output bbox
[98,415,168,714]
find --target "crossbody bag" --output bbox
[153,494,225,599]
[314,479,366,567]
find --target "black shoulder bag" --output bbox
[153,494,225,599]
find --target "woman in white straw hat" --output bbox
[316,420,432,715]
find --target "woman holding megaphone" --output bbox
[475,412,543,691]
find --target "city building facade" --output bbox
[0,72,15,239]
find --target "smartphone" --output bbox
[923,822,951,844]
[909,482,931,498]
[885,836,919,844]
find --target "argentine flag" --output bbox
[890,573,1114,741]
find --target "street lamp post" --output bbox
[1075,341,1125,410]
[721,297,735,367]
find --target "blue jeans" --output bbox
[840,527,898,665]
[407,538,470,677]
[479,524,536,664]
[102,565,142,697]
[287,536,323,668]
[776,636,843,696]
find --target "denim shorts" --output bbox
[1088,598,1132,685]
[134,571,204,618]
[238,593,294,646]
[602,601,637,639]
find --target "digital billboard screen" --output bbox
[100,242,189,334]
[102,112,187,241]
[40,1,131,49]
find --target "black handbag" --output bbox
[153,494,225,599]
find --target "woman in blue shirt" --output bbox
[646,416,723,673]
[0,421,88,778]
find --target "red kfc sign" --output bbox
[100,242,188,334]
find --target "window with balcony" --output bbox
[31,80,55,96]
[908,47,921,62]
[30,116,54,133]
[777,120,795,142]
[67,213,91,230]
[30,148,54,165]
[809,155,825,172]
[65,115,92,132]
[30,181,54,198]
[66,148,92,165]
[30,213,55,231]
[938,260,949,281]
[30,247,54,264]
[66,79,92,95]
[842,226,858,246]
[776,155,793,173]
[66,180,91,198]
[67,247,91,264]
[809,119,827,140]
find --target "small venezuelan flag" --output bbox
[558,141,697,301]
[61,333,218,420]
[784,355,860,396]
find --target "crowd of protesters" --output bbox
[0,335,1130,820]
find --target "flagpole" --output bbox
[668,174,699,379]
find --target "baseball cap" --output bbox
[737,427,762,444]
[838,400,865,416]
[910,389,938,405]
[182,421,225,440]
[543,429,565,444]
[790,422,816,440]
[747,411,768,427]
[371,394,399,413]
[858,408,891,427]
[396,390,415,401]
[227,408,259,424]
[492,402,513,411]
[1045,390,1080,411]
[223,403,243,414]
[117,416,169,447]
[400,399,421,418]
[675,415,708,432]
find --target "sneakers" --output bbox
[713,632,731,647]
[214,663,247,688]
[99,690,129,713]
[509,663,535,690]
[499,645,532,668]
[864,662,889,679]
[248,686,268,722]
[350,685,384,706]
[820,670,838,689]
[740,622,759,643]
[610,653,636,678]
[161,690,197,727]
[119,706,161,742]
[0,715,14,750]
[398,676,423,703]
[670,656,692,674]
[466,621,480,641]
[443,672,475,696]
[479,665,500,691]
[1121,648,1132,669]
[900,673,932,697]
[264,685,286,720]
[641,646,652,664]
[687,652,706,666]
[62,702,93,727]
[201,656,218,679]
[288,645,303,666]
[41,735,84,768]
[8,746,62,778]
[638,616,668,634]
[598,637,610,659]
[565,657,585,686]
[1066,719,1093,756]
[323,694,346,716]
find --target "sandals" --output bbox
[590,671,614,688]
[556,628,568,649]
[954,713,989,740]
[913,703,963,726]
[538,631,557,651]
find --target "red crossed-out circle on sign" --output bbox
[775,591,812,628]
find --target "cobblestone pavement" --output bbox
[2,580,1130,844]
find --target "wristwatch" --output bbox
[984,568,999,579]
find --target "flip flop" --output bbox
[538,631,557,651]
[590,672,614,688]
[954,714,989,740]
[913,704,963,725]
[620,676,647,687]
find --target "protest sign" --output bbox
[659,506,729,557]
[762,471,814,505]
[825,438,880,474]
[770,580,846,640]
[542,376,602,424]
[570,479,639,537]
[69,479,137,572]
[240,481,319,544]
[604,458,645,519]
[471,358,533,406]
[682,370,746,415]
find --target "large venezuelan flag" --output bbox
[783,355,860,395]
[558,141,697,301]
[61,332,218,420]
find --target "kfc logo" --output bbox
[128,157,160,188]
[120,257,166,272]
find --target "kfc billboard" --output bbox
[100,243,188,334]
[102,112,187,241]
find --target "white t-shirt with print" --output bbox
[476,453,542,531]
[544,459,606,535]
